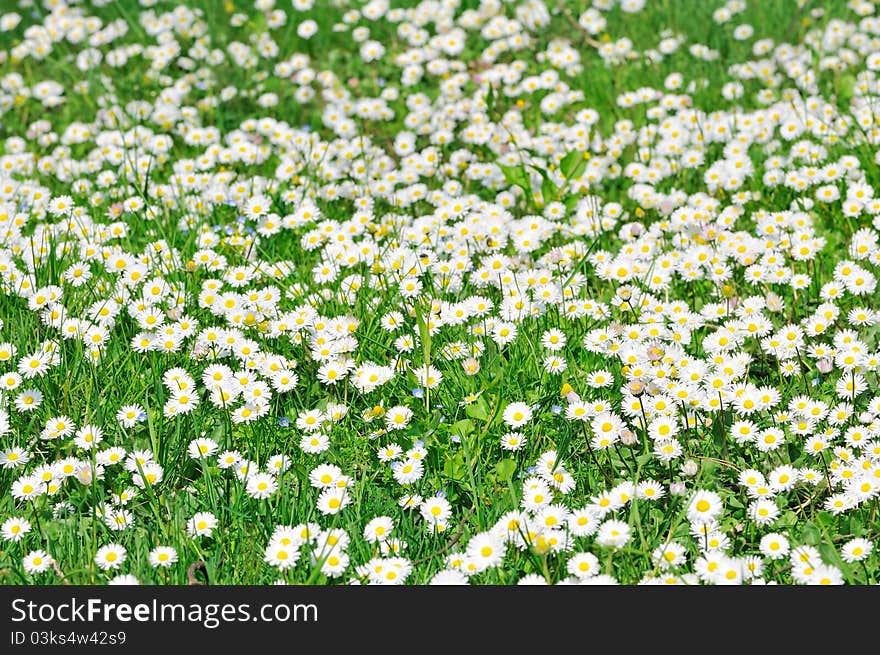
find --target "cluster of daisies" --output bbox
[2,0,880,584]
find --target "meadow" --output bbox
[1,0,880,585]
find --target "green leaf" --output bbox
[818,543,841,567]
[778,510,798,529]
[700,459,717,477]
[42,521,63,540]
[498,164,532,196]
[413,303,431,366]
[649,507,666,523]
[815,510,835,529]
[800,521,821,545]
[726,496,744,509]
[451,418,475,439]
[849,515,864,536]
[541,174,558,204]
[484,83,495,115]
[838,74,856,103]
[495,458,517,481]
[560,150,588,180]
[465,396,490,422]
[443,450,468,481]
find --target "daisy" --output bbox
[595,519,632,549]
[148,546,178,568]
[466,533,506,571]
[567,552,601,579]
[246,472,278,499]
[429,570,470,585]
[540,354,565,373]
[217,450,241,469]
[759,533,790,560]
[391,458,424,485]
[376,443,403,462]
[687,490,724,523]
[1,516,31,542]
[14,388,43,412]
[500,431,526,451]
[188,438,219,460]
[384,405,413,430]
[264,542,301,570]
[131,461,163,488]
[94,544,127,571]
[840,537,873,563]
[748,499,780,526]
[364,516,394,543]
[23,550,53,575]
[320,552,350,578]
[636,480,666,500]
[73,424,103,450]
[808,564,844,585]
[316,487,351,515]
[11,475,45,501]
[105,508,134,532]
[567,507,601,537]
[419,496,452,524]
[187,512,218,538]
[502,402,533,428]
[115,404,146,428]
[0,447,31,469]
[587,369,614,387]
[296,409,326,431]
[414,364,443,389]
[300,432,331,454]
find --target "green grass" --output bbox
[0,0,879,585]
